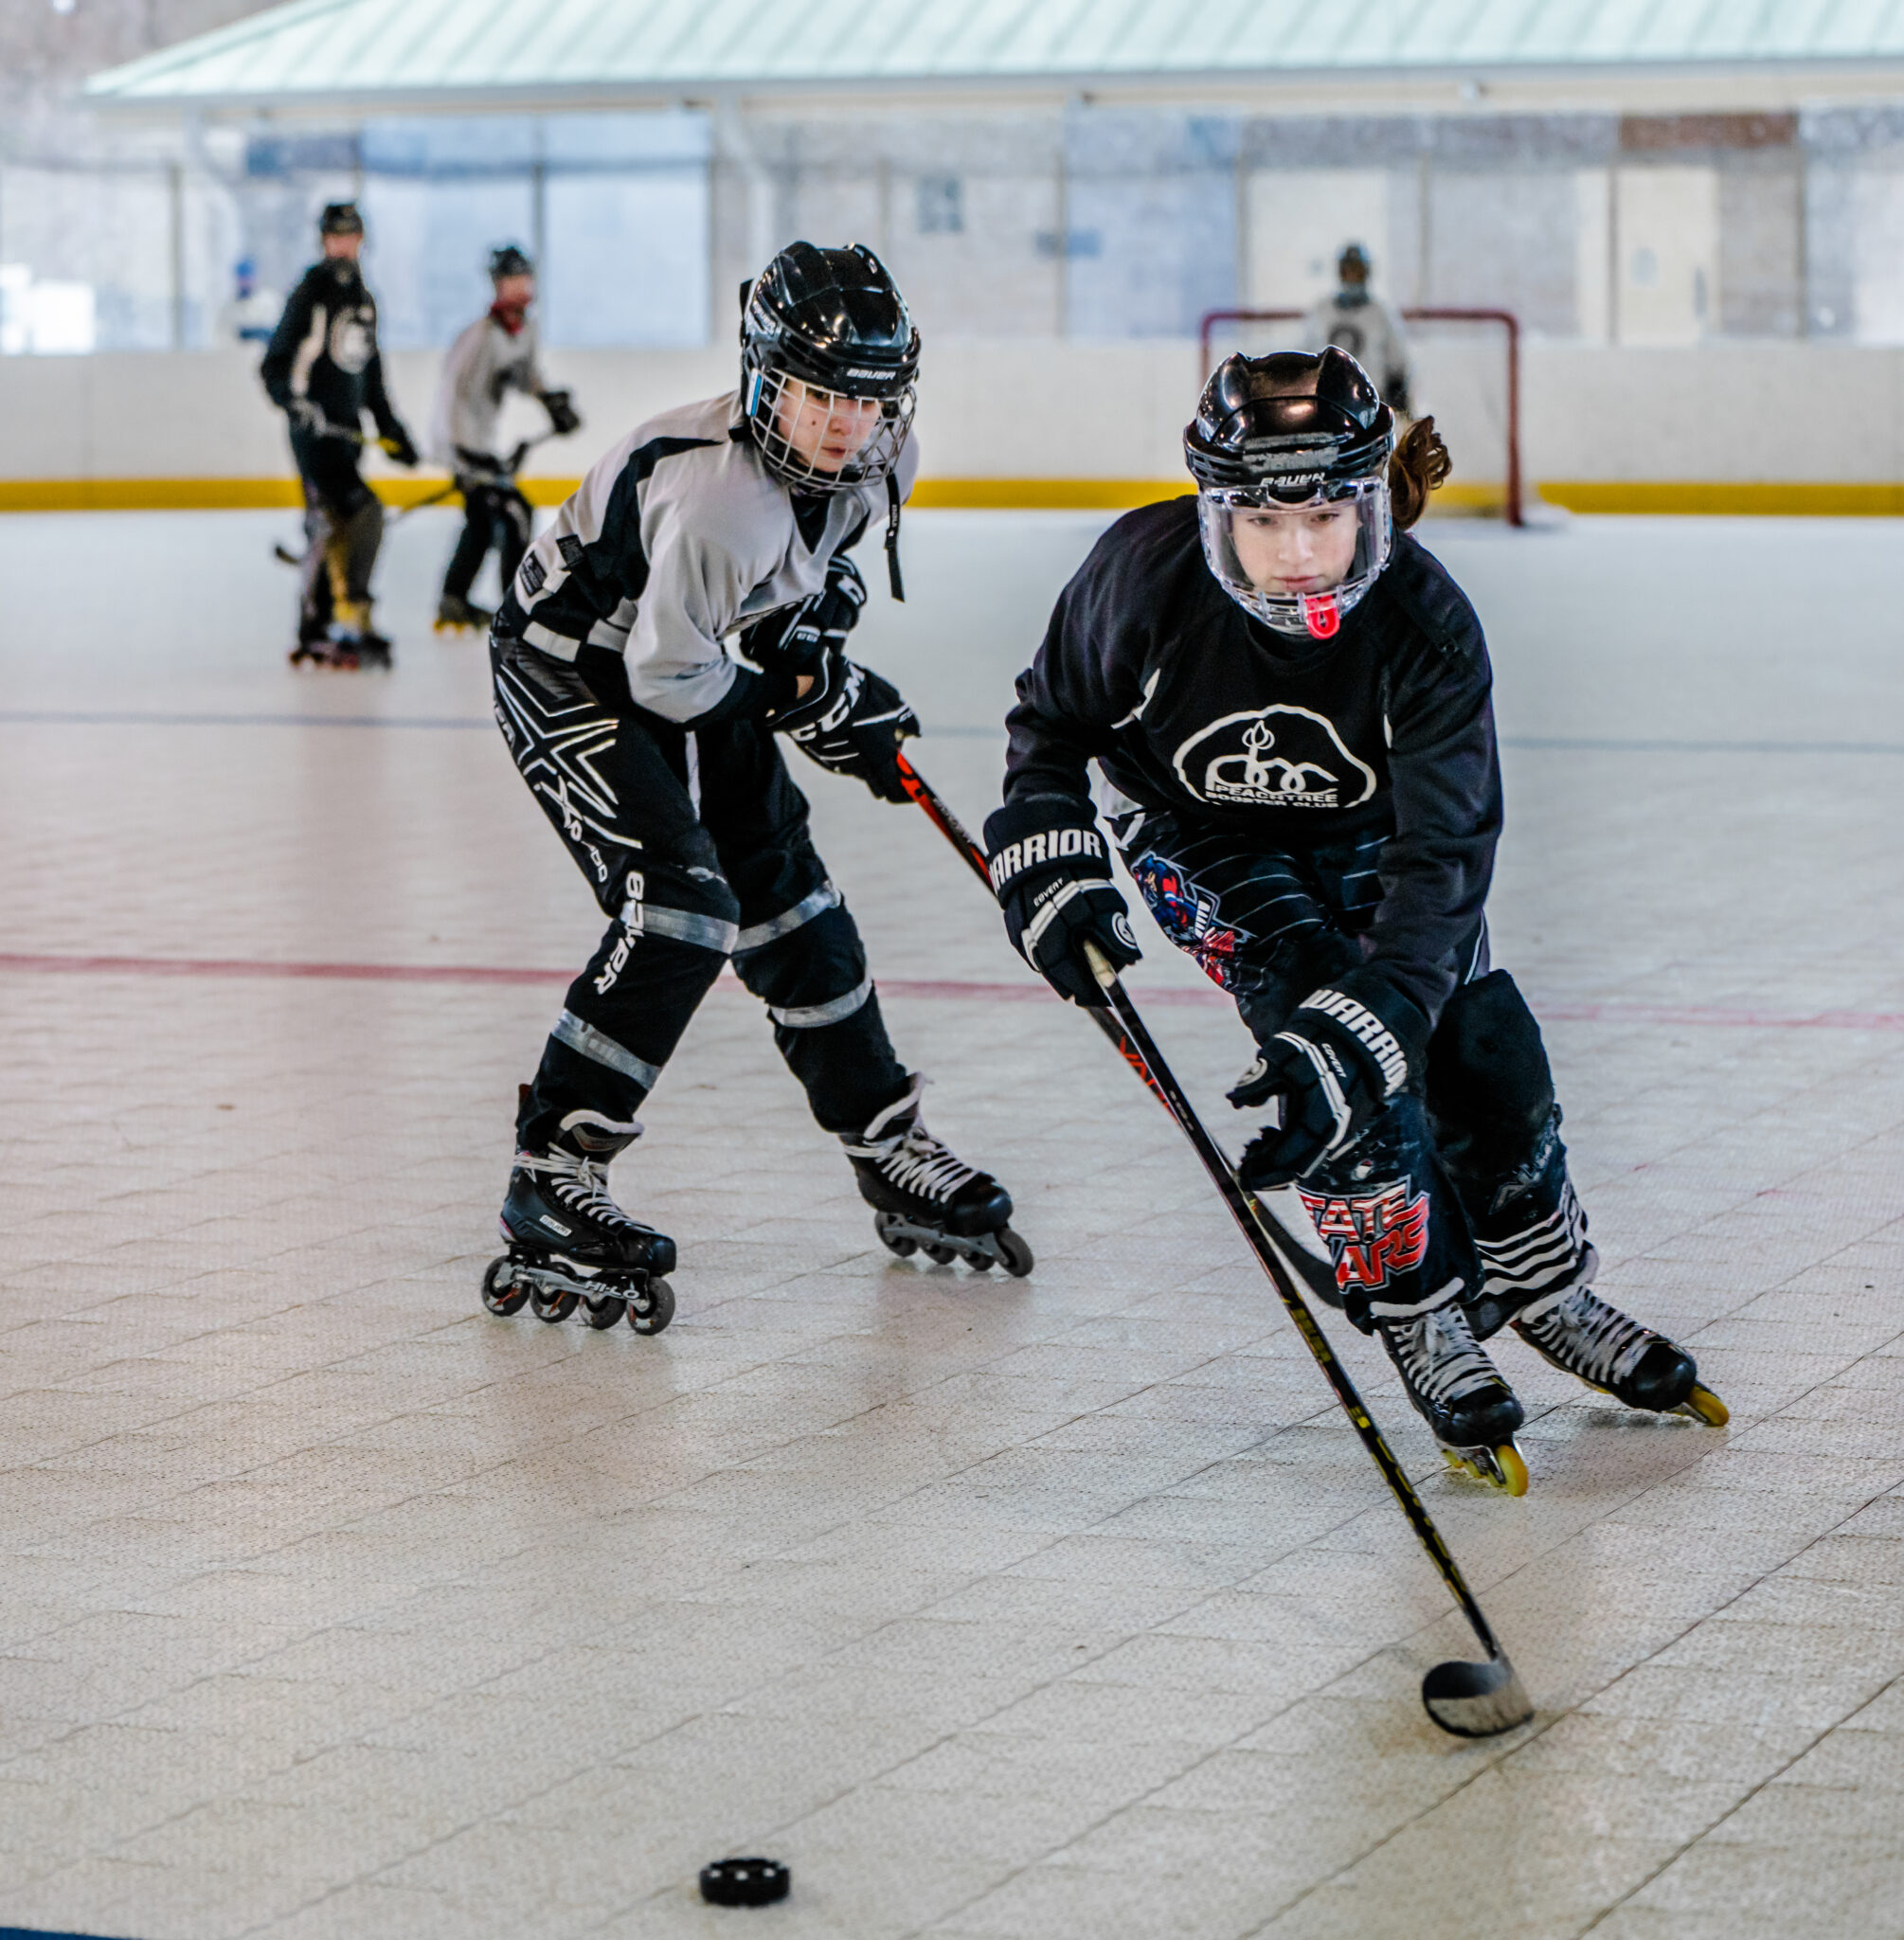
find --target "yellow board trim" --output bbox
[5,476,1904,517]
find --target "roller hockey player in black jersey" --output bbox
[984,347,1723,1493]
[429,244,581,635]
[482,242,1027,1333]
[260,203,420,668]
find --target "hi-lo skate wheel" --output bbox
[922,1242,960,1266]
[873,1212,917,1258]
[1442,1441,1529,1498]
[581,1294,625,1330]
[481,1258,530,1317]
[530,1285,579,1323]
[995,1229,1034,1278]
[625,1276,675,1336]
[699,1856,789,1907]
[1679,1384,1729,1427]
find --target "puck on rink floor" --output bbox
[699,1857,790,1906]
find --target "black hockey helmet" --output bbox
[1185,349,1396,639]
[489,243,533,281]
[738,242,919,497]
[318,202,364,237]
[1338,241,1373,281]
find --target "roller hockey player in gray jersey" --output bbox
[429,244,582,635]
[1304,243,1413,416]
[260,202,420,668]
[984,348,1723,1493]
[481,242,1028,1334]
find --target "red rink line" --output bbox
[2,951,1902,1033]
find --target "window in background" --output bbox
[917,175,963,234]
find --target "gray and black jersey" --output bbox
[260,258,403,442]
[1303,292,1413,413]
[496,391,919,728]
[431,310,547,469]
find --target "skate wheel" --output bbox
[530,1285,578,1323]
[1679,1384,1730,1427]
[967,1251,995,1272]
[699,1857,788,1907]
[1493,1442,1530,1497]
[922,1242,959,1266]
[873,1212,917,1258]
[480,1257,530,1317]
[626,1276,675,1336]
[581,1293,624,1330]
[1442,1442,1529,1497]
[995,1228,1035,1278]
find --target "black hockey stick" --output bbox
[893,749,1533,1738]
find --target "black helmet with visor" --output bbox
[739,242,919,497]
[1184,347,1395,641]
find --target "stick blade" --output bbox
[1421,1653,1533,1738]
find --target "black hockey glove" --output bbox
[542,388,582,437]
[739,556,867,678]
[1231,978,1427,1189]
[379,424,421,468]
[983,795,1141,1009]
[772,653,920,803]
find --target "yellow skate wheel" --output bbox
[1443,1442,1529,1496]
[1679,1384,1730,1427]
[1493,1442,1530,1497]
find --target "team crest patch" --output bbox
[1171,705,1376,810]
[1299,1180,1429,1290]
[1129,853,1246,990]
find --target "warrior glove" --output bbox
[542,388,582,437]
[983,796,1141,1009]
[770,651,920,803]
[1232,979,1427,1189]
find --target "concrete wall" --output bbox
[4,340,1904,504]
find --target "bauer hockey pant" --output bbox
[443,475,531,607]
[492,637,913,1150]
[1114,811,1593,1335]
[291,429,383,637]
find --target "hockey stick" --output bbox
[892,749,1532,1738]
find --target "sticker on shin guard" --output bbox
[1299,1180,1429,1294]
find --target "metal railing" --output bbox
[1197,306,1523,528]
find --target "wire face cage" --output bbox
[743,366,916,495]
[1198,307,1523,527]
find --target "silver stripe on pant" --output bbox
[551,1008,662,1087]
[637,905,740,954]
[769,974,873,1030]
[733,881,841,955]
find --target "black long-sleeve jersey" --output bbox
[259,259,404,440]
[1004,495,1502,1030]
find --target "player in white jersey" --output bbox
[477,243,1028,1336]
[429,245,581,634]
[1304,243,1414,416]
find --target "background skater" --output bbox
[483,242,1029,1335]
[983,347,1723,1493]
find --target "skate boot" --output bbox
[481,1109,677,1334]
[289,620,358,669]
[435,592,494,634]
[846,1083,1032,1276]
[1377,1300,1529,1495]
[1511,1285,1727,1424]
[326,601,391,670]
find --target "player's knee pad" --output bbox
[732,902,871,1028]
[1426,970,1554,1180]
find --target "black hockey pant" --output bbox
[492,638,912,1151]
[443,478,531,606]
[1115,810,1593,1334]
[291,429,382,637]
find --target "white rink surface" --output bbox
[2,507,1904,1940]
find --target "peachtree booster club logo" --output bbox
[1172,705,1377,810]
[1299,1180,1429,1291]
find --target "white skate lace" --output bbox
[1519,1288,1655,1388]
[853,1124,977,1207]
[523,1146,645,1233]
[1391,1304,1503,1407]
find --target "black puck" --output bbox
[699,1857,790,1907]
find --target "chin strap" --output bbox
[884,473,906,602]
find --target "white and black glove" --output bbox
[542,387,582,437]
[286,397,324,435]
[1231,979,1426,1188]
[770,652,920,803]
[983,795,1141,1009]
[740,556,866,681]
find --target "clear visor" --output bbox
[1196,478,1392,640]
[746,368,915,495]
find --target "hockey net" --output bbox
[1197,307,1523,526]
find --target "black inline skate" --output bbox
[482,1109,676,1333]
[846,1083,1032,1276]
[1377,1299,1529,1495]
[1511,1285,1727,1425]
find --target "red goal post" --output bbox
[1197,307,1523,529]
